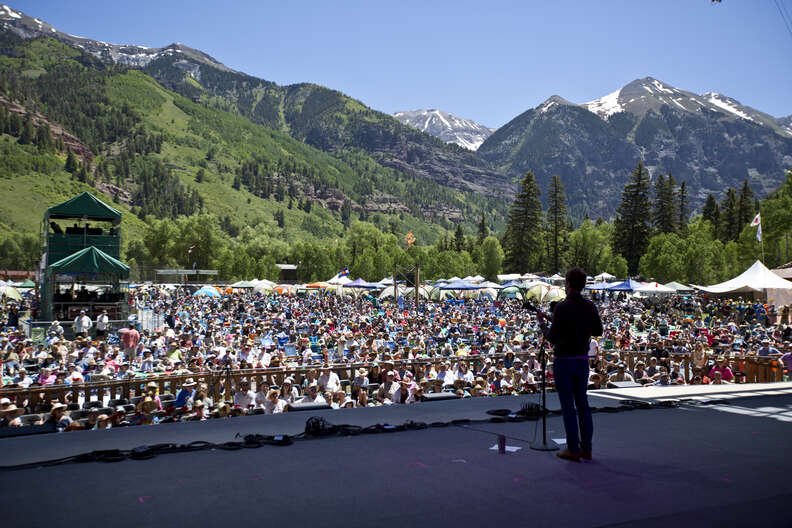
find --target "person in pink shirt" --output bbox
[708,356,735,382]
[38,367,57,385]
[120,323,140,362]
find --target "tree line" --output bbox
[501,161,791,285]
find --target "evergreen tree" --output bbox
[612,161,652,275]
[19,113,34,145]
[546,174,569,272]
[652,173,677,233]
[502,171,543,273]
[341,199,352,230]
[677,180,689,235]
[476,213,488,246]
[274,209,285,228]
[64,149,78,173]
[702,194,720,231]
[34,122,53,151]
[720,187,739,241]
[454,223,465,252]
[737,179,755,227]
[195,169,205,183]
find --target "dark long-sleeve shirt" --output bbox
[546,292,603,358]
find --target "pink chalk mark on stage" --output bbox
[138,496,152,504]
[409,462,428,468]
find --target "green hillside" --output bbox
[0,33,508,279]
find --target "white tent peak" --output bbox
[698,260,792,294]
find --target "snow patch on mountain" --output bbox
[703,92,755,122]
[0,4,21,19]
[393,109,494,150]
[584,89,623,119]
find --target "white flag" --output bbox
[750,212,761,227]
[756,223,762,242]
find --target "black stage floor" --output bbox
[1,392,790,527]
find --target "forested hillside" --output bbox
[0,32,507,280]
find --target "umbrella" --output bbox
[429,287,455,301]
[543,286,566,302]
[0,285,22,301]
[497,286,524,300]
[378,285,407,300]
[275,284,297,295]
[193,286,221,297]
[403,285,432,298]
[525,283,550,301]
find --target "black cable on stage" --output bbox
[0,398,688,471]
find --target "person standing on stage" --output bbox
[537,267,603,462]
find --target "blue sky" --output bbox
[9,0,792,128]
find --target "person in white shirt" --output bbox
[263,390,286,414]
[588,337,600,361]
[318,368,341,393]
[299,383,326,404]
[454,362,474,385]
[95,310,110,339]
[254,383,271,407]
[233,381,256,412]
[73,310,93,338]
[279,377,300,403]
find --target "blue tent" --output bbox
[585,281,612,290]
[345,278,383,289]
[501,280,523,288]
[439,280,481,290]
[604,279,643,292]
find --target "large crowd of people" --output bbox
[1,285,791,430]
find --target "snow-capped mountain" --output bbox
[479,76,792,218]
[393,109,494,151]
[0,4,232,71]
[583,77,791,137]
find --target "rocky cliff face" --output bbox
[478,78,792,219]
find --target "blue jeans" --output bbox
[553,358,593,453]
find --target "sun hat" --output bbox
[182,378,197,388]
[0,404,25,419]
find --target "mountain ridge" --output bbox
[0,3,513,200]
[392,109,494,151]
[479,75,792,218]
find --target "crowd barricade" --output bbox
[2,350,785,411]
[0,352,536,410]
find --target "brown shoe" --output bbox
[556,449,581,462]
[581,450,592,460]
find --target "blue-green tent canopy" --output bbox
[46,192,122,223]
[48,246,129,278]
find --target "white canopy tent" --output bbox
[663,281,694,293]
[594,272,616,281]
[696,260,792,295]
[635,282,675,294]
[327,274,352,286]
[497,273,522,282]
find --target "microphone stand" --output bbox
[531,315,559,452]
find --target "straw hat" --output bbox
[0,404,25,419]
